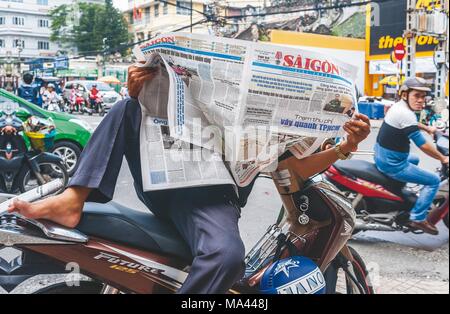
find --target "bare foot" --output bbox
[7,187,92,228]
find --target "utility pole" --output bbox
[100,37,108,78]
[16,40,23,76]
[405,0,448,110]
[190,0,193,33]
[404,0,417,79]
[433,0,448,111]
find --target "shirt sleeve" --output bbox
[406,128,427,147]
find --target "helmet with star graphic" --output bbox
[260,256,326,294]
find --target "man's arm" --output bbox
[291,114,371,180]
[419,141,448,164]
[407,127,448,163]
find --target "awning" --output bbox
[56,68,98,78]
[369,57,437,75]
[379,75,406,86]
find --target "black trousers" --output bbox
[69,98,246,293]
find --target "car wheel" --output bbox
[51,141,82,176]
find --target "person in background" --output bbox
[37,82,48,108]
[42,83,62,111]
[88,84,100,109]
[120,82,129,99]
[17,72,38,104]
[374,77,449,235]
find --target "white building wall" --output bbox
[0,0,105,60]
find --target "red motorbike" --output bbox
[0,153,373,294]
[90,95,105,116]
[324,131,449,234]
[67,91,93,116]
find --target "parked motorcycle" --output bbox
[324,131,449,233]
[0,151,373,294]
[0,106,69,194]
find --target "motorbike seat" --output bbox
[333,159,406,193]
[77,201,193,262]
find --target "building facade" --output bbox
[125,0,209,42]
[0,0,104,61]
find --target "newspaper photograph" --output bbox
[134,33,359,190]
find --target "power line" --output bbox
[218,0,390,19]
[133,0,207,17]
[53,0,392,62]
[61,18,209,61]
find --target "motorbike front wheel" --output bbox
[325,246,374,294]
[17,161,69,194]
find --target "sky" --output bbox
[113,0,128,12]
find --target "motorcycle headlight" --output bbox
[70,119,93,133]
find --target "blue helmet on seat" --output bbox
[260,256,326,294]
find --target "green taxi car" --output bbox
[0,88,93,176]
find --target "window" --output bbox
[12,16,25,25]
[38,41,50,50]
[154,3,159,17]
[128,12,134,24]
[37,0,48,5]
[13,39,25,49]
[176,1,191,16]
[163,2,168,15]
[0,39,5,48]
[145,7,150,20]
[0,17,6,25]
[38,19,49,28]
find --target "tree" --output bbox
[49,1,130,55]
[94,0,130,55]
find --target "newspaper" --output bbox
[134,33,358,191]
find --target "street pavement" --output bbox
[80,113,449,294]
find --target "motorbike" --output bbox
[0,150,373,294]
[0,106,69,194]
[90,95,105,117]
[45,99,64,112]
[67,92,93,116]
[324,131,449,233]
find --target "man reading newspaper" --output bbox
[8,34,370,294]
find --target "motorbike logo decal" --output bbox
[274,259,300,278]
[341,221,353,236]
[101,245,189,284]
[0,247,23,274]
[94,252,161,275]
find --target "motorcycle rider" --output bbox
[8,65,371,294]
[42,84,62,111]
[17,72,38,105]
[89,83,100,110]
[374,77,449,235]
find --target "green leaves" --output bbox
[49,1,130,55]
